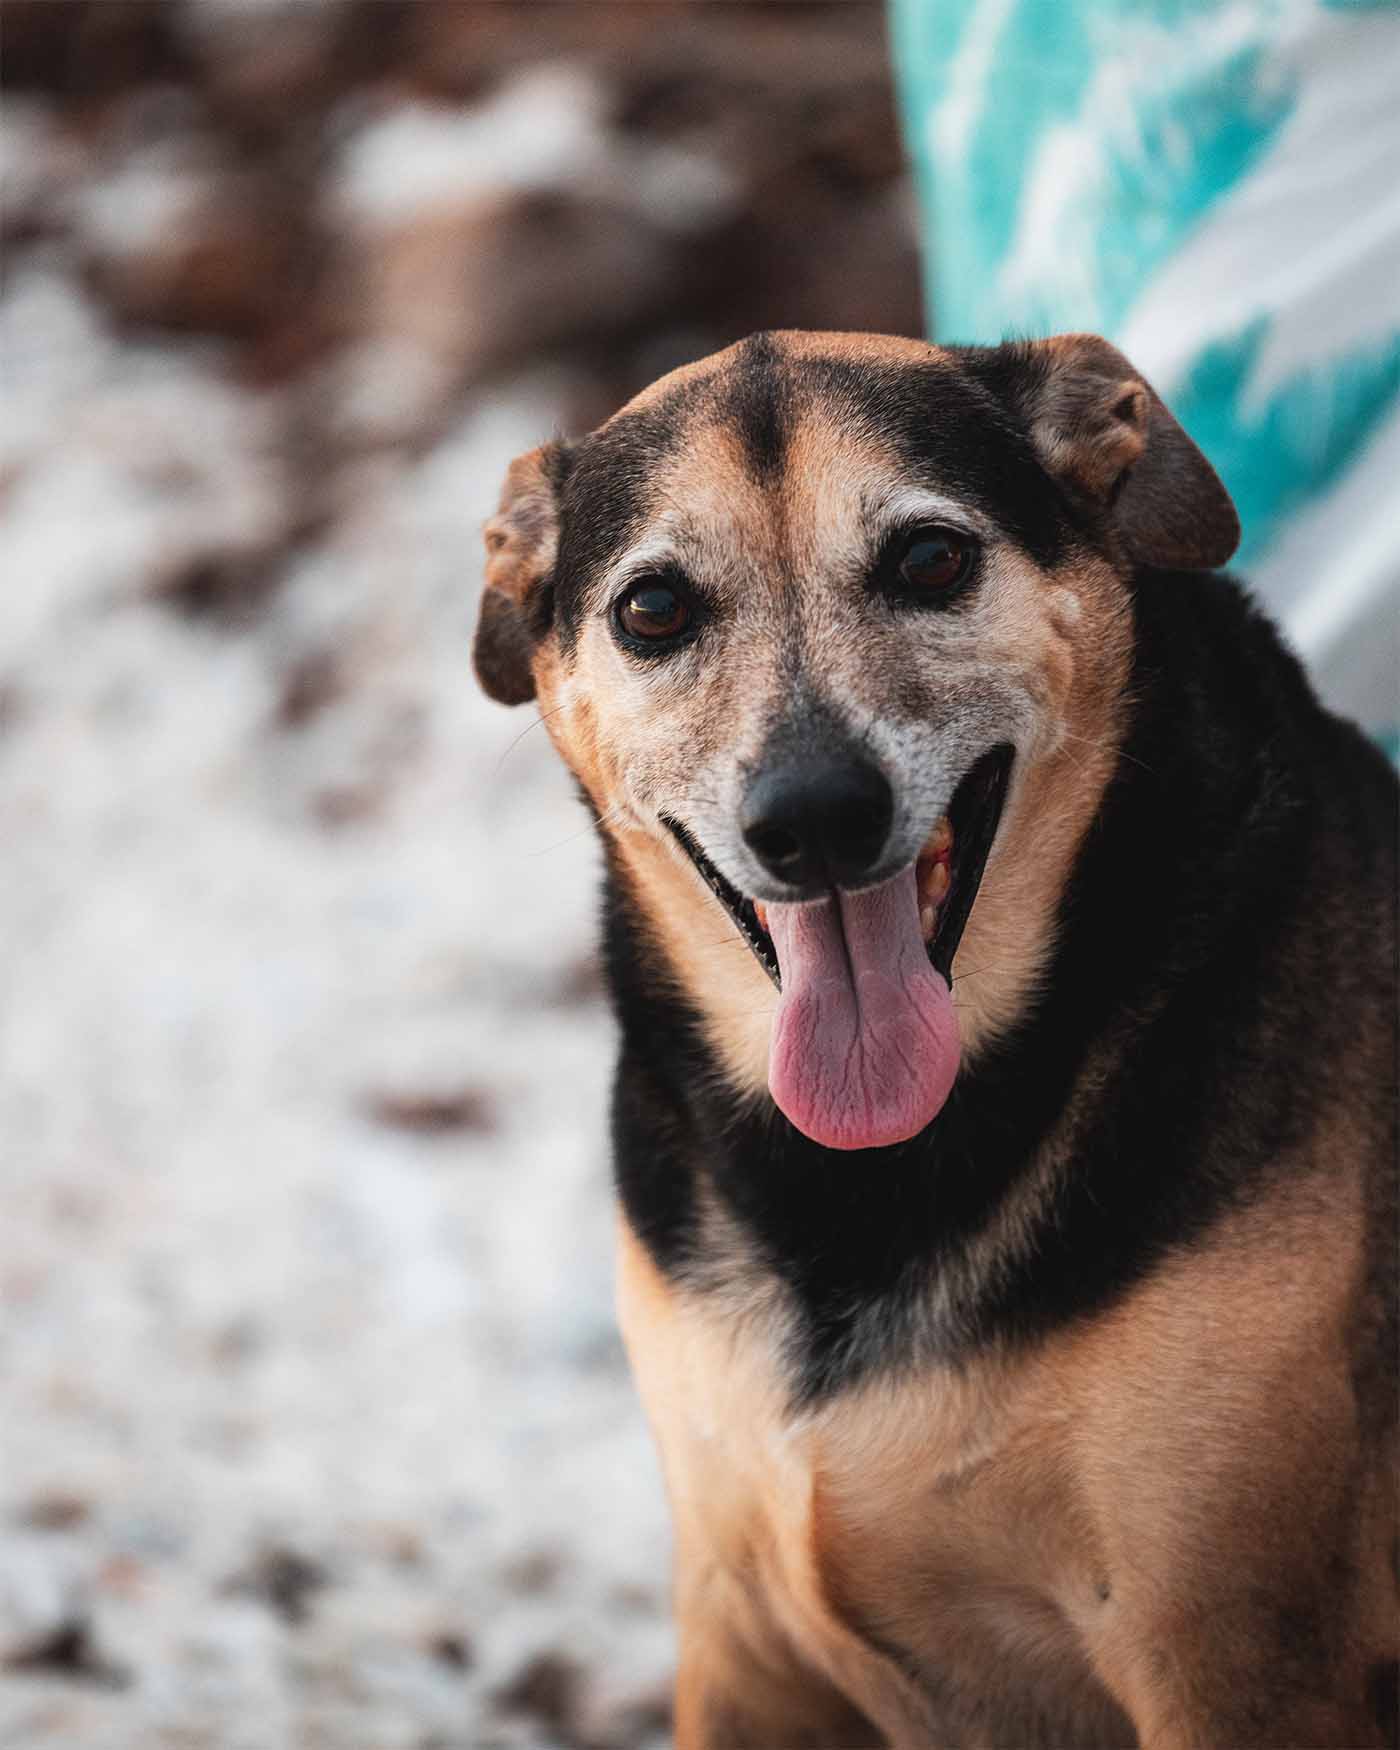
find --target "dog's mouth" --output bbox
[662,746,1013,1151]
[664,744,1014,992]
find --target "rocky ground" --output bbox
[0,5,922,1745]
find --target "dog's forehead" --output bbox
[555,332,1063,597]
[616,329,956,415]
[604,331,986,498]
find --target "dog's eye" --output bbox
[616,580,692,644]
[896,527,976,595]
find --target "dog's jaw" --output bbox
[661,747,1014,1148]
[602,697,1126,1122]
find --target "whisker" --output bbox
[1060,727,1153,775]
[523,799,628,856]
[950,962,1005,987]
[493,700,568,775]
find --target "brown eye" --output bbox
[897,527,975,594]
[617,580,692,643]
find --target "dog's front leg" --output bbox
[1091,1607,1395,1750]
[672,1592,886,1750]
[1110,1680,1390,1750]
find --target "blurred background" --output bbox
[0,4,921,1747]
[3,1,1396,1747]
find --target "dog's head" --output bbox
[474,332,1237,1150]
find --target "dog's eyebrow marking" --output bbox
[593,537,688,612]
[872,488,999,543]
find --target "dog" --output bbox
[473,331,1398,1749]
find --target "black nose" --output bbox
[741,754,894,891]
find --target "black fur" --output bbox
[722,330,791,483]
[604,567,1399,1404]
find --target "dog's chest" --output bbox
[806,1381,1128,1741]
[618,1223,1123,1741]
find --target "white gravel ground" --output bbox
[0,263,674,1749]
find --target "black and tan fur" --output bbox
[474,331,1398,1748]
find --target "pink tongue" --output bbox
[765,866,960,1151]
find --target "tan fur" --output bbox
[621,1126,1395,1749]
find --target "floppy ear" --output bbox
[1017,333,1239,571]
[472,442,566,706]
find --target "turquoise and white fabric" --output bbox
[891,0,1400,741]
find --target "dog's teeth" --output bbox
[925,861,950,904]
[920,903,936,939]
[927,815,953,857]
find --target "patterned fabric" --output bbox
[891,0,1400,735]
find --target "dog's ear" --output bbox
[473,442,567,706]
[1012,334,1239,571]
